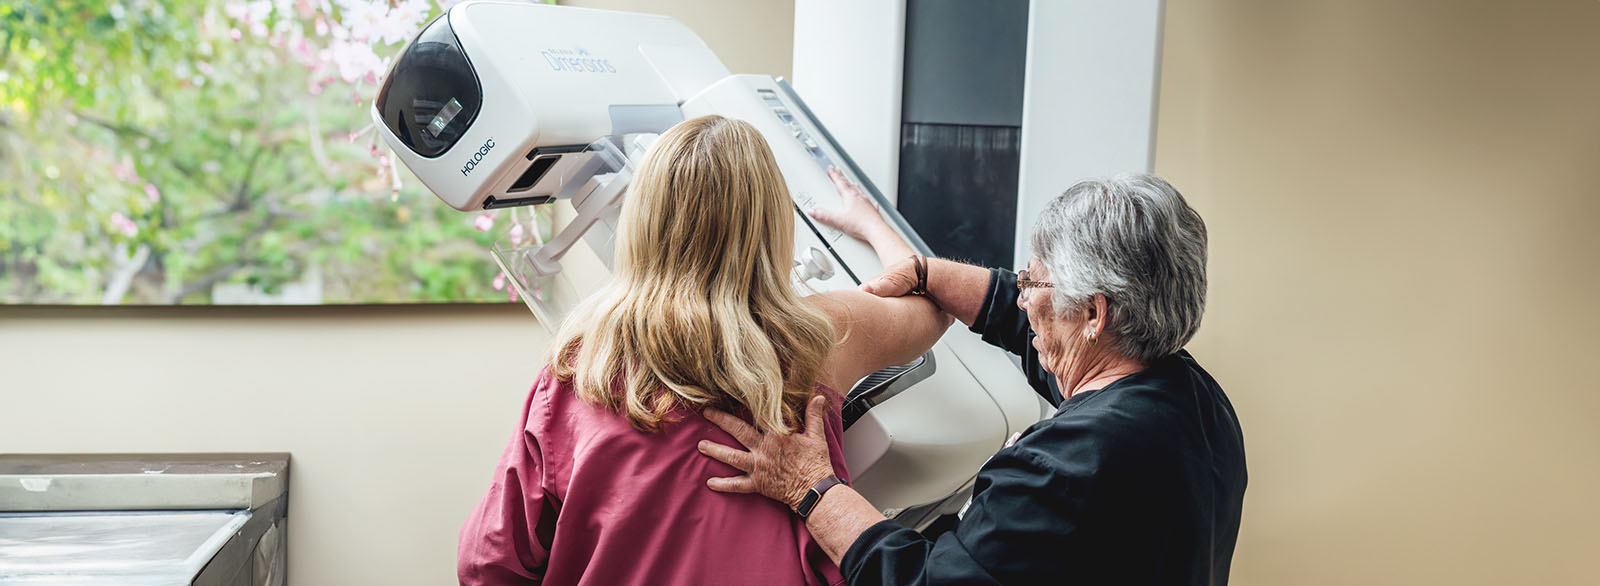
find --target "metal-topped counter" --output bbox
[0,453,289,586]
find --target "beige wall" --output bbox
[560,0,794,80]
[0,304,550,585]
[1155,1,1600,584]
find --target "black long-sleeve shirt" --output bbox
[839,269,1248,586]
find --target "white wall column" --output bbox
[1014,0,1165,266]
[791,0,906,203]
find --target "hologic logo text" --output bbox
[461,138,495,176]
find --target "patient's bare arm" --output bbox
[807,290,953,393]
[807,167,993,328]
[808,167,917,267]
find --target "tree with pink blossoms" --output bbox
[0,0,548,304]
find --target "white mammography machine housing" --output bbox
[374,1,1048,526]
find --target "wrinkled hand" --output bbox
[859,256,919,298]
[809,167,892,243]
[699,395,836,511]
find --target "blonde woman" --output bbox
[457,116,951,586]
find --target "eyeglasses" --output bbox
[1017,269,1053,290]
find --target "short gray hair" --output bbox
[1029,173,1208,362]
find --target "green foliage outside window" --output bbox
[1,0,543,304]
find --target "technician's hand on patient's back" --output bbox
[699,394,836,511]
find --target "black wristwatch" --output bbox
[795,475,847,519]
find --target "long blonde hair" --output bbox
[550,115,836,434]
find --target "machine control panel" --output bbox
[758,89,850,243]
[760,89,833,170]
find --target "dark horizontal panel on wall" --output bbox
[901,0,1029,127]
[897,123,1021,271]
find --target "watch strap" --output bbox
[795,475,846,519]
[910,255,929,296]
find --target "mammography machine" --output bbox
[374,1,1049,527]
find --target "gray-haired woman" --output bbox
[696,173,1247,585]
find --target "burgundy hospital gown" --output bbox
[458,366,850,586]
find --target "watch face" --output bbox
[797,490,821,517]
